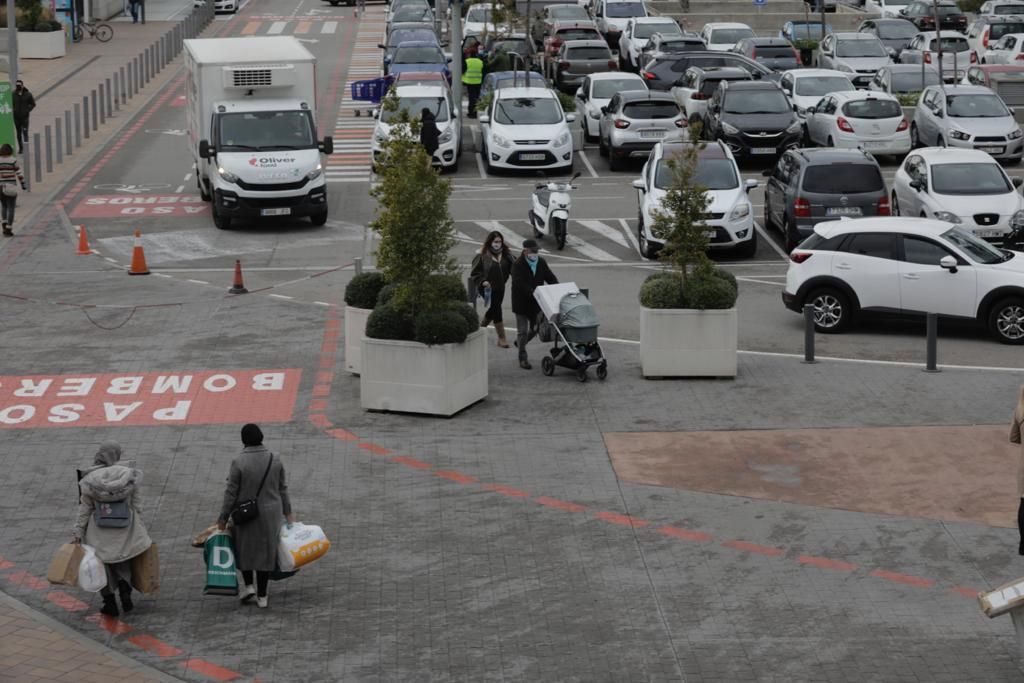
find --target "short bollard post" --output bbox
[22,141,31,191]
[354,256,363,275]
[925,312,940,373]
[64,110,72,155]
[54,117,62,165]
[90,89,98,131]
[44,125,52,173]
[105,78,113,116]
[119,66,127,104]
[803,304,816,364]
[73,102,81,147]
[97,84,106,125]
[32,133,41,183]
[82,96,90,139]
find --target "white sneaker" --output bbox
[256,596,268,609]
[239,584,256,603]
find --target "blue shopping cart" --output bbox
[350,76,393,117]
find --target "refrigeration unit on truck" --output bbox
[184,36,334,230]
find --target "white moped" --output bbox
[528,172,580,250]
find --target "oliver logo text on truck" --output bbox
[249,156,298,167]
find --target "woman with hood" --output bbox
[73,442,151,617]
[419,107,440,164]
[1012,386,1024,554]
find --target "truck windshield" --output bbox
[218,111,316,151]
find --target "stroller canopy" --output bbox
[559,292,599,343]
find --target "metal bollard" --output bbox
[90,89,98,131]
[925,312,940,372]
[44,125,52,173]
[22,142,30,191]
[32,133,41,183]
[354,256,363,275]
[82,96,90,139]
[119,66,127,105]
[105,78,113,117]
[54,118,62,165]
[73,102,81,148]
[98,84,106,125]
[803,303,816,364]
[113,73,120,111]
[63,110,71,156]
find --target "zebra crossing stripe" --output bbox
[576,219,630,249]
[322,21,338,33]
[268,21,286,34]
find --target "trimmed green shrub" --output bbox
[376,283,398,307]
[639,273,685,309]
[366,302,414,340]
[711,267,737,290]
[414,309,471,345]
[686,272,738,310]
[445,301,479,332]
[425,273,468,304]
[344,272,386,309]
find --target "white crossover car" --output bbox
[617,17,683,71]
[479,86,575,173]
[779,68,856,118]
[372,85,461,172]
[699,22,755,52]
[804,90,911,155]
[911,84,1024,161]
[574,72,647,142]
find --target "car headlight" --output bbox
[1011,128,1023,140]
[492,133,511,149]
[838,63,853,73]
[438,128,453,143]
[1012,210,1024,230]
[555,132,570,147]
[218,167,238,183]
[730,203,751,220]
[948,129,971,141]
[933,211,961,224]
[374,131,388,143]
[796,106,807,117]
[721,121,739,135]
[786,120,803,134]
[306,164,322,181]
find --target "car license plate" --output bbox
[520,153,546,160]
[863,141,888,149]
[826,207,862,217]
[640,130,665,138]
[979,146,1005,154]
[260,208,291,216]
[704,230,717,238]
[976,229,1002,238]
[752,147,776,155]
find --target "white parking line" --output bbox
[618,218,640,255]
[736,277,785,286]
[579,148,599,178]
[756,221,790,261]
[475,153,488,179]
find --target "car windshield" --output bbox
[700,76,747,96]
[836,39,887,57]
[789,23,830,39]
[557,28,600,40]
[929,37,969,51]
[493,39,528,54]
[551,6,589,18]
[931,162,1011,194]
[381,96,449,123]
[990,22,1024,38]
[622,101,679,118]
[876,22,917,39]
[393,46,444,63]
[218,110,316,151]
[393,8,432,21]
[942,226,1008,263]
[655,157,739,190]
[592,78,647,97]
[723,89,791,113]
[465,7,493,22]
[802,164,884,192]
[947,93,1010,117]
[993,4,1024,13]
[891,69,941,91]
[934,4,962,14]
[389,30,435,46]
[710,28,754,44]
[495,73,540,88]
[637,22,681,39]
[842,98,902,118]
[795,75,855,96]
[567,46,611,59]
[494,97,562,124]
[606,2,646,17]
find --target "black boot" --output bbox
[100,592,119,617]
[118,580,134,613]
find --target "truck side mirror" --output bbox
[199,139,213,159]
[320,136,334,155]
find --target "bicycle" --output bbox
[72,21,114,43]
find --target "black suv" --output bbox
[639,51,774,91]
[900,0,968,33]
[701,80,802,161]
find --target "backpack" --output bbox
[94,500,132,528]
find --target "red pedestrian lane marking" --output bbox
[315,371,334,383]
[951,586,980,599]
[391,455,430,468]
[798,555,857,572]
[128,634,183,658]
[0,559,13,569]
[594,511,649,528]
[308,413,331,427]
[69,195,211,218]
[481,483,530,498]
[46,591,88,612]
[312,384,331,397]
[309,399,328,412]
[434,470,478,484]
[85,614,133,634]
[657,526,713,542]
[722,540,785,557]
[180,658,242,682]
[328,428,359,441]
[359,442,392,455]
[6,571,49,590]
[870,569,935,589]
[536,496,587,513]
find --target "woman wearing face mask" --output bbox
[510,239,558,370]
[469,230,514,347]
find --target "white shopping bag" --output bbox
[278,522,330,572]
[77,545,106,593]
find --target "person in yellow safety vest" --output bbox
[462,50,484,119]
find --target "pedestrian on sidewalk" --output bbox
[462,47,484,118]
[11,80,35,155]
[1011,386,1024,554]
[0,145,26,237]
[419,107,440,164]
[470,230,514,348]
[72,443,151,617]
[128,0,142,23]
[510,238,558,369]
[217,424,295,609]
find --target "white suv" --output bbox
[479,86,575,174]
[782,217,1024,343]
[633,138,759,259]
[618,17,682,71]
[372,85,461,172]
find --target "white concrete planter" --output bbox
[639,306,737,378]
[360,329,488,416]
[344,306,372,375]
[18,31,66,60]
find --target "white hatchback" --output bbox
[371,85,461,172]
[479,86,575,174]
[804,90,911,155]
[779,68,856,118]
[574,72,648,141]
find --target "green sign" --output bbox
[0,83,14,151]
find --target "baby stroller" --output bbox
[534,283,607,382]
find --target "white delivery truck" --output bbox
[184,36,334,230]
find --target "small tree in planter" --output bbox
[360,98,486,415]
[638,129,739,378]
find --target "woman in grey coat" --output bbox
[73,442,151,617]
[217,424,294,608]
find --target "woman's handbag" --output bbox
[229,455,273,525]
[2,182,18,197]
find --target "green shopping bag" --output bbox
[203,531,239,596]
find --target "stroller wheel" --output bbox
[542,356,555,376]
[596,363,607,381]
[576,367,588,382]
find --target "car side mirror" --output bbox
[577,88,586,100]
[939,255,958,273]
[745,179,759,192]
[198,139,213,159]
[909,179,925,192]
[761,168,772,177]
[319,136,334,155]
[673,77,685,86]
[378,43,386,49]
[565,113,576,122]
[887,47,897,58]
[600,106,608,114]
[632,178,645,191]
[1013,177,1024,188]
[372,109,380,119]
[806,105,816,114]
[478,113,490,124]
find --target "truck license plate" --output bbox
[826,207,862,216]
[261,208,291,216]
[520,153,546,160]
[752,147,775,155]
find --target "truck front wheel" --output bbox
[310,210,328,227]
[198,176,211,202]
[213,210,232,230]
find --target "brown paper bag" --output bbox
[130,543,160,595]
[191,524,222,548]
[47,543,85,586]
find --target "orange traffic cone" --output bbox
[128,230,150,275]
[229,259,248,294]
[76,225,91,255]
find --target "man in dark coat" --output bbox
[11,80,35,155]
[510,238,557,369]
[419,107,440,163]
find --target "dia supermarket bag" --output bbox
[278,522,330,572]
[203,532,239,596]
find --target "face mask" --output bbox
[525,253,538,263]
[490,242,502,251]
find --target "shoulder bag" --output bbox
[230,454,273,526]
[2,182,18,198]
